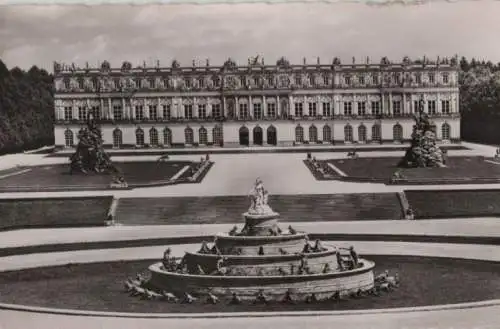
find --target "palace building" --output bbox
[53,56,460,148]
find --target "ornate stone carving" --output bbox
[171,60,180,69]
[121,61,132,72]
[100,61,111,72]
[223,58,237,71]
[276,57,290,68]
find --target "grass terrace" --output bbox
[0,196,113,230]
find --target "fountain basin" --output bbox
[215,232,308,255]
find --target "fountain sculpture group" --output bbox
[145,179,376,302]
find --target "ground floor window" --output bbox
[295,125,304,143]
[213,125,223,146]
[113,129,122,148]
[372,124,381,142]
[358,125,367,142]
[344,125,353,142]
[149,127,159,146]
[64,129,74,147]
[442,123,451,140]
[185,127,194,144]
[309,125,318,143]
[163,128,172,146]
[135,128,145,146]
[199,127,208,145]
[393,124,403,142]
[323,125,332,142]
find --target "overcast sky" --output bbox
[1,2,500,71]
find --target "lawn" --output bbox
[0,256,498,313]
[0,161,197,192]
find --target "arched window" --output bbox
[323,125,332,143]
[213,125,223,146]
[442,123,451,140]
[295,125,304,143]
[149,127,159,147]
[64,129,74,147]
[344,124,353,143]
[309,125,318,143]
[199,127,208,145]
[185,127,194,145]
[135,128,144,146]
[393,124,403,142]
[358,125,367,143]
[163,128,172,146]
[372,124,382,143]
[112,128,122,148]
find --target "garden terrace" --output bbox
[0,196,113,231]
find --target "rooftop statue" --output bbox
[247,178,274,215]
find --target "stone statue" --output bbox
[247,178,274,215]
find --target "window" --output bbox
[78,107,87,121]
[323,75,329,85]
[135,79,142,88]
[240,76,246,87]
[443,73,449,84]
[213,77,220,88]
[162,105,171,120]
[372,74,379,85]
[343,102,353,116]
[149,78,156,89]
[64,78,70,90]
[428,73,435,84]
[309,125,318,143]
[268,76,274,86]
[442,100,451,114]
[253,77,259,86]
[267,103,276,117]
[323,125,332,142]
[359,75,365,85]
[198,104,207,119]
[442,123,451,140]
[372,124,382,142]
[184,127,194,145]
[135,128,145,146]
[149,128,159,146]
[199,127,208,145]
[112,105,122,120]
[413,100,420,113]
[184,104,193,119]
[114,78,121,90]
[163,128,172,146]
[91,106,100,120]
[415,73,422,84]
[295,76,302,85]
[393,101,402,115]
[358,125,367,142]
[308,103,317,117]
[163,79,170,88]
[212,104,222,118]
[198,78,205,88]
[135,105,144,120]
[239,103,249,119]
[344,76,351,85]
[294,103,303,117]
[78,78,84,89]
[213,125,223,145]
[112,129,122,148]
[395,73,401,85]
[393,124,403,142]
[149,105,158,120]
[295,125,304,143]
[358,102,366,116]
[184,78,192,88]
[322,103,331,117]
[344,125,353,142]
[64,106,73,121]
[253,103,262,119]
[64,129,74,147]
[371,101,381,115]
[309,75,315,86]
[428,100,436,114]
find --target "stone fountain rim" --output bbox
[184,248,337,260]
[216,232,308,240]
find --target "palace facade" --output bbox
[53,56,460,148]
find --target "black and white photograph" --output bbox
[0,2,500,328]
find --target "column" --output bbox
[122,98,126,119]
[132,100,136,120]
[72,100,77,119]
[108,98,112,119]
[263,96,267,118]
[235,96,239,118]
[158,97,162,119]
[302,97,307,118]
[277,95,281,117]
[380,94,384,115]
[100,99,105,119]
[388,93,393,116]
[436,93,441,114]
[249,95,252,118]
[144,99,150,119]
[222,96,227,117]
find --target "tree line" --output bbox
[1,57,500,155]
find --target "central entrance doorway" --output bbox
[253,126,263,145]
[267,125,277,145]
[239,126,249,146]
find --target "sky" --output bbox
[1,2,500,71]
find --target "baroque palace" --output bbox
[53,56,460,148]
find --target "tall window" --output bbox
[344,125,353,142]
[295,125,304,143]
[372,74,379,85]
[64,78,70,90]
[428,73,435,84]
[442,100,451,114]
[64,129,74,147]
[78,107,87,121]
[359,75,365,85]
[162,105,171,120]
[135,106,144,120]
[371,101,381,115]
[358,102,366,116]
[184,78,192,88]
[135,128,145,146]
[344,76,351,85]
[393,101,402,115]
[198,104,207,119]
[135,79,142,89]
[212,104,222,118]
[213,125,223,146]
[309,125,318,143]
[149,105,158,120]
[308,103,317,117]
[91,106,100,121]
[323,125,332,143]
[113,105,122,120]
[149,128,159,146]
[309,75,315,86]
[149,78,156,89]
[254,103,262,119]
[112,129,122,148]
[372,124,382,142]
[240,76,246,87]
[415,73,422,84]
[343,102,353,116]
[185,127,194,145]
[295,76,302,85]
[213,77,220,88]
[442,123,451,140]
[358,125,367,142]
[393,124,403,142]
[163,128,172,146]
[323,75,329,85]
[413,100,420,113]
[199,127,208,145]
[163,79,170,88]
[184,104,193,119]
[322,103,331,117]
[267,103,276,117]
[239,103,249,119]
[198,78,205,88]
[294,103,303,117]
[428,100,436,115]
[78,78,84,89]
[64,106,73,121]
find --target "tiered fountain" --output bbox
[148,179,375,301]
